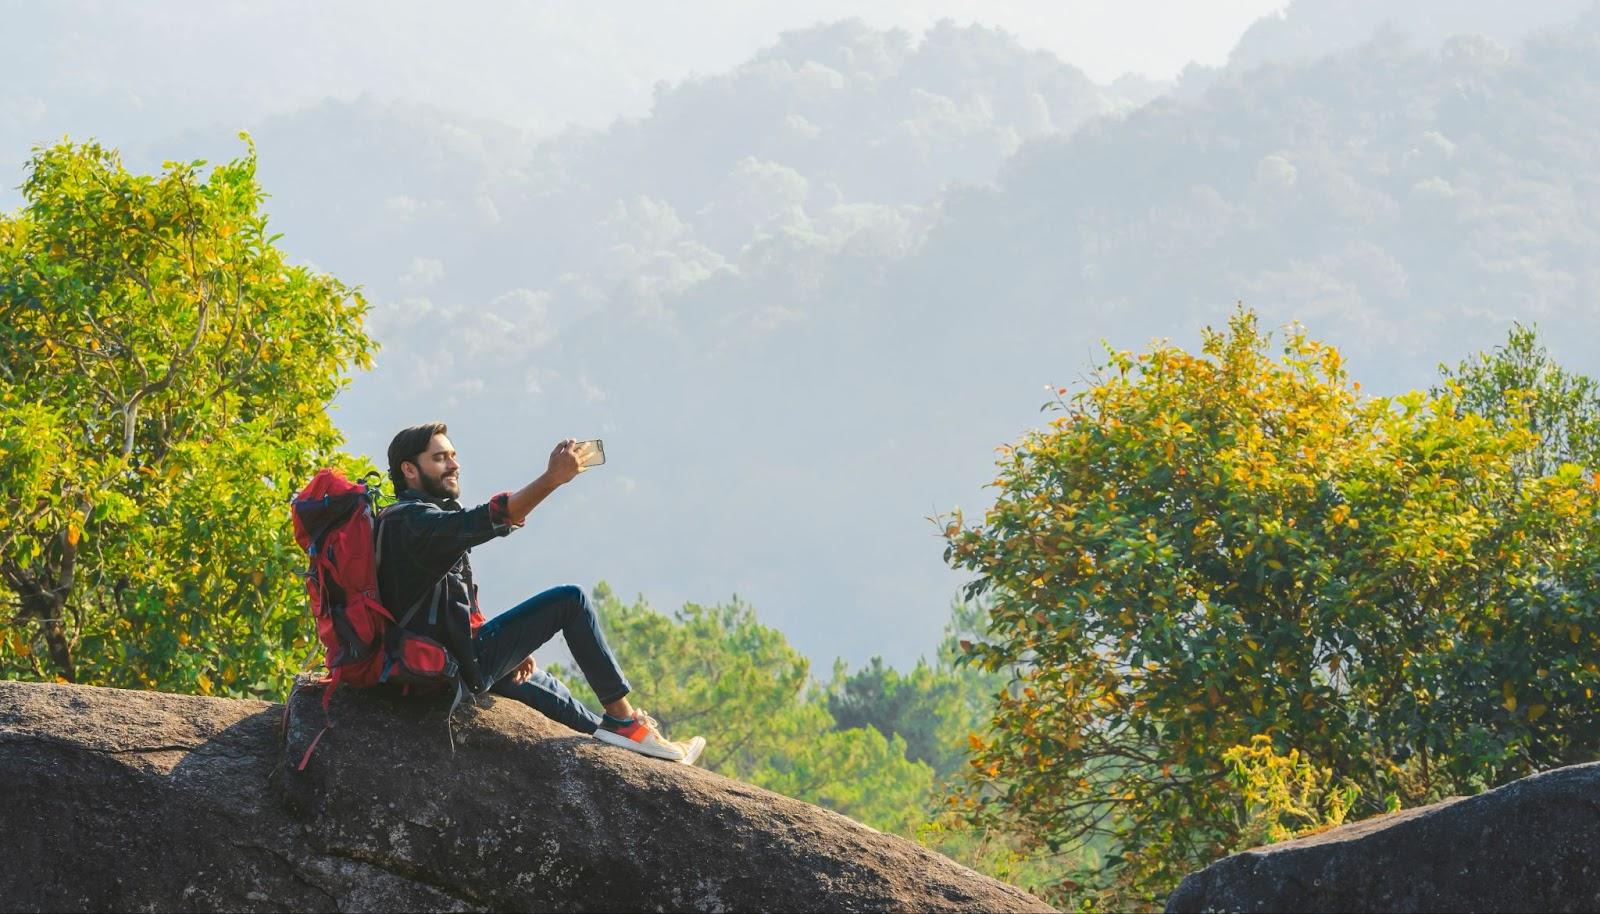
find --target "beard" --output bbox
[418,466,461,500]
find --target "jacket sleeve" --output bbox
[388,493,521,576]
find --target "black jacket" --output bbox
[375,487,520,692]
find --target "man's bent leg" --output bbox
[490,669,602,734]
[473,583,633,706]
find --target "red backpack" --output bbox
[289,468,459,766]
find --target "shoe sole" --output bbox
[678,735,706,767]
[593,728,686,761]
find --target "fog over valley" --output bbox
[8,0,1600,669]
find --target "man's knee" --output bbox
[556,584,591,617]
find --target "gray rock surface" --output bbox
[1166,762,1600,913]
[0,677,1049,912]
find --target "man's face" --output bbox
[408,433,461,499]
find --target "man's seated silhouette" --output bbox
[377,421,704,764]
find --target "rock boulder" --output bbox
[1166,761,1600,912]
[0,677,1048,912]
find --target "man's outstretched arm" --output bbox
[504,438,585,525]
[385,438,586,577]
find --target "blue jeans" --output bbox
[471,584,630,735]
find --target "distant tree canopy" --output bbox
[563,584,937,835]
[826,597,1006,783]
[569,585,1063,899]
[943,310,1600,907]
[0,138,375,696]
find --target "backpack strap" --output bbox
[373,500,465,698]
[373,500,403,576]
[296,666,343,772]
[446,677,468,755]
[375,503,448,631]
[373,503,394,578]
[403,580,444,631]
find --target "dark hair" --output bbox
[388,422,448,494]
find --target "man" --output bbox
[377,421,705,765]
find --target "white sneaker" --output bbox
[677,735,707,767]
[593,709,689,761]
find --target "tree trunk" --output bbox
[18,579,75,683]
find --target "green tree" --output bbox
[563,584,935,834]
[1431,323,1600,778]
[941,310,1600,908]
[827,598,1006,781]
[1439,322,1600,477]
[567,585,1072,897]
[826,600,1078,903]
[0,138,375,697]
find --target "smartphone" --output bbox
[576,439,606,468]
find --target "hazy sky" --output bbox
[0,1,1291,672]
[14,1,1598,672]
[5,1,1285,136]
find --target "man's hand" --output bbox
[545,438,584,487]
[505,438,583,526]
[512,655,536,685]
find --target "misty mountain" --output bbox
[1226,0,1594,72]
[387,8,1600,667]
[7,5,1600,669]
[914,13,1600,391]
[58,20,1147,668]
